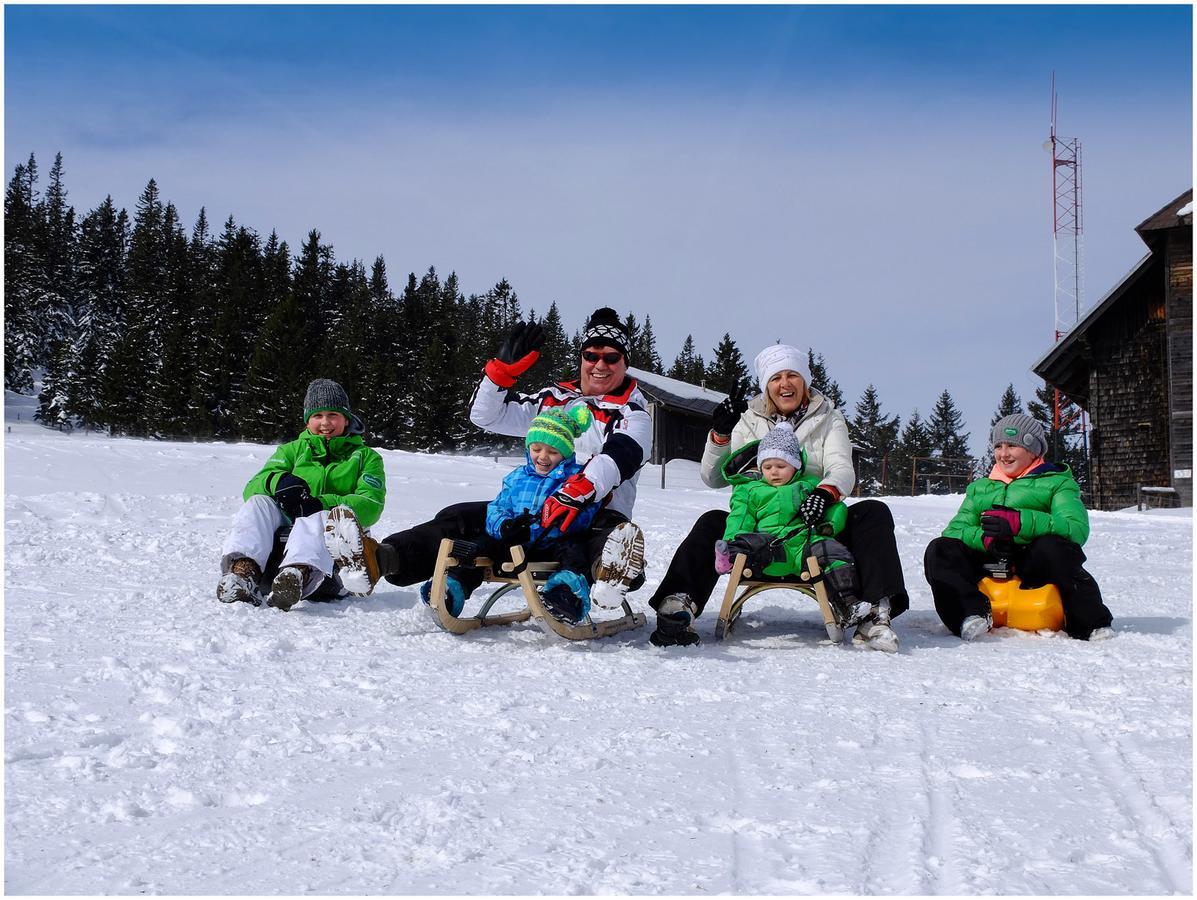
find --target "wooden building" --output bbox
[627,367,726,483]
[1034,189,1192,510]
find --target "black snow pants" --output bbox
[379,501,640,593]
[648,498,910,618]
[923,534,1113,640]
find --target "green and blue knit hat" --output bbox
[526,406,593,458]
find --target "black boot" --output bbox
[650,593,701,647]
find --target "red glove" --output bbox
[540,474,596,533]
[484,351,539,389]
[980,507,1021,550]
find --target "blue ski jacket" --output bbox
[486,452,600,545]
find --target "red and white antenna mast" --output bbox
[1048,72,1084,339]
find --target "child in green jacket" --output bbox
[217,379,386,612]
[923,413,1113,642]
[715,424,870,627]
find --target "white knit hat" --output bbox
[754,343,811,393]
[757,424,804,473]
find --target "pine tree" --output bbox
[849,385,901,496]
[893,410,933,495]
[525,301,572,386]
[706,333,750,394]
[153,202,198,436]
[668,335,702,383]
[807,349,844,410]
[4,155,45,392]
[636,315,664,373]
[927,389,974,493]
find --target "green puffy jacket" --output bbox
[942,462,1088,553]
[244,429,386,527]
[721,440,848,578]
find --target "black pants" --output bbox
[380,501,639,591]
[923,535,1113,640]
[648,499,910,618]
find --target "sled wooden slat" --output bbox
[427,538,533,634]
[714,552,843,643]
[511,545,646,641]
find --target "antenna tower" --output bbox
[1045,74,1089,473]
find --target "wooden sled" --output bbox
[425,538,537,634]
[511,545,647,641]
[714,552,845,643]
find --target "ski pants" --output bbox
[923,535,1113,640]
[379,501,642,592]
[221,495,334,599]
[647,498,910,618]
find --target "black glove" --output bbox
[272,473,323,520]
[498,512,535,545]
[495,321,545,364]
[710,379,750,437]
[798,487,834,526]
[727,532,786,571]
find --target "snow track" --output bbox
[4,414,1192,894]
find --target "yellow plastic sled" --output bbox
[978,576,1065,632]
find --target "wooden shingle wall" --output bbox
[1165,227,1193,506]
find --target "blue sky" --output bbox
[5,5,1193,454]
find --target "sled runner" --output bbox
[978,557,1065,632]
[714,551,844,643]
[510,545,647,641]
[425,538,537,634]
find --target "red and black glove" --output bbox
[980,506,1021,550]
[540,473,596,533]
[798,487,835,526]
[483,321,545,389]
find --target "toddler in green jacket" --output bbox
[715,424,870,627]
[923,413,1113,642]
[217,379,386,612]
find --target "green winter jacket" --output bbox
[244,429,386,527]
[942,462,1088,553]
[721,441,848,578]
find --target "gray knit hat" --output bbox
[991,413,1047,458]
[303,379,352,421]
[757,424,804,473]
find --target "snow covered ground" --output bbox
[4,393,1192,895]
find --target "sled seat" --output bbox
[510,545,646,641]
[978,576,1065,632]
[715,551,843,643]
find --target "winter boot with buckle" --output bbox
[324,506,384,596]
[852,596,899,653]
[591,522,646,609]
[268,565,310,612]
[217,557,264,606]
[650,593,701,647]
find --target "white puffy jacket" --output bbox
[699,389,856,498]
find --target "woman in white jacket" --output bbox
[648,343,909,651]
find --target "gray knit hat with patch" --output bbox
[303,378,352,421]
[757,423,804,473]
[991,413,1047,458]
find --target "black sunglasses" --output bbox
[582,350,623,364]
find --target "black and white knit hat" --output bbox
[991,413,1047,458]
[581,307,630,358]
[757,423,804,473]
[303,378,352,420]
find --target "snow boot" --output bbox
[960,614,992,642]
[539,570,592,625]
[1088,627,1115,641]
[852,597,899,653]
[420,574,467,617]
[216,557,264,606]
[268,565,310,612]
[591,522,645,609]
[650,593,700,647]
[324,505,383,596]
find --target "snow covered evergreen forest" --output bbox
[5,390,1191,895]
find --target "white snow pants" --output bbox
[221,495,333,598]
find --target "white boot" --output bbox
[960,614,992,642]
[852,597,899,653]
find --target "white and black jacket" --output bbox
[699,388,856,499]
[469,374,653,520]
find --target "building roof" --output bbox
[1135,188,1193,239]
[627,367,727,416]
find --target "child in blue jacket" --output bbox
[420,405,600,623]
